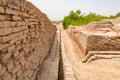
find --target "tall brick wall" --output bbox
[0,0,56,80]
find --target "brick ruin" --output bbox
[68,20,120,56]
[0,0,56,80]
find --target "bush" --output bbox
[62,10,120,29]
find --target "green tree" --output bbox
[62,9,120,29]
[116,12,120,17]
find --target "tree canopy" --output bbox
[62,10,120,29]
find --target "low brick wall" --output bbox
[0,0,56,80]
[87,35,120,52]
[68,27,120,56]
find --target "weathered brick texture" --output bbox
[0,0,56,80]
[68,21,120,56]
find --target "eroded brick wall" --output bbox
[0,0,56,80]
[68,27,120,56]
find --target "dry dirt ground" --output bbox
[61,30,120,80]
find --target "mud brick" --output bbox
[11,76,16,80]
[28,18,34,22]
[2,72,12,80]
[5,8,18,15]
[9,37,18,45]
[23,77,29,80]
[3,21,11,27]
[17,50,24,57]
[0,43,9,51]
[24,47,30,54]
[0,0,6,6]
[11,21,17,27]
[28,10,33,14]
[21,7,24,12]
[12,27,22,33]
[15,31,24,37]
[30,28,35,32]
[30,15,35,18]
[20,57,27,66]
[27,70,33,78]
[0,66,6,76]
[23,29,29,35]
[28,55,34,62]
[0,15,10,21]
[22,25,28,30]
[16,70,23,80]
[1,52,12,62]
[9,32,23,40]
[9,33,17,41]
[7,61,14,72]
[13,51,19,58]
[30,25,35,28]
[19,11,22,16]
[0,28,12,36]
[22,12,29,17]
[11,65,21,75]
[1,35,10,43]
[12,16,21,21]
[29,22,38,25]
[20,34,27,40]
[8,45,15,52]
[16,45,21,51]
[22,21,26,26]
[24,62,30,69]
[23,38,27,43]
[7,3,18,10]
[15,40,21,46]
[6,3,12,9]
[14,59,21,66]
[0,6,4,13]
[17,21,22,26]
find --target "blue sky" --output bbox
[27,0,120,21]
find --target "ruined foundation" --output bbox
[68,20,120,62]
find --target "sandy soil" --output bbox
[61,30,120,80]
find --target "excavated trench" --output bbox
[35,30,64,80]
[58,30,64,80]
[58,51,64,80]
[35,28,120,80]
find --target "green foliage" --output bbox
[116,12,120,17]
[109,15,116,19]
[62,10,120,29]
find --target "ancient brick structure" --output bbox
[68,21,120,56]
[0,0,56,80]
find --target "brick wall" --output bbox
[0,0,56,80]
[68,27,120,56]
[68,27,88,55]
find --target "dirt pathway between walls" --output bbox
[35,30,60,80]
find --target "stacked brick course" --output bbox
[0,0,56,80]
[68,21,120,56]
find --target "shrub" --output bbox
[62,9,120,29]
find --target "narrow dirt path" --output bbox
[35,30,60,80]
[61,30,120,80]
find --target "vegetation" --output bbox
[62,9,120,29]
